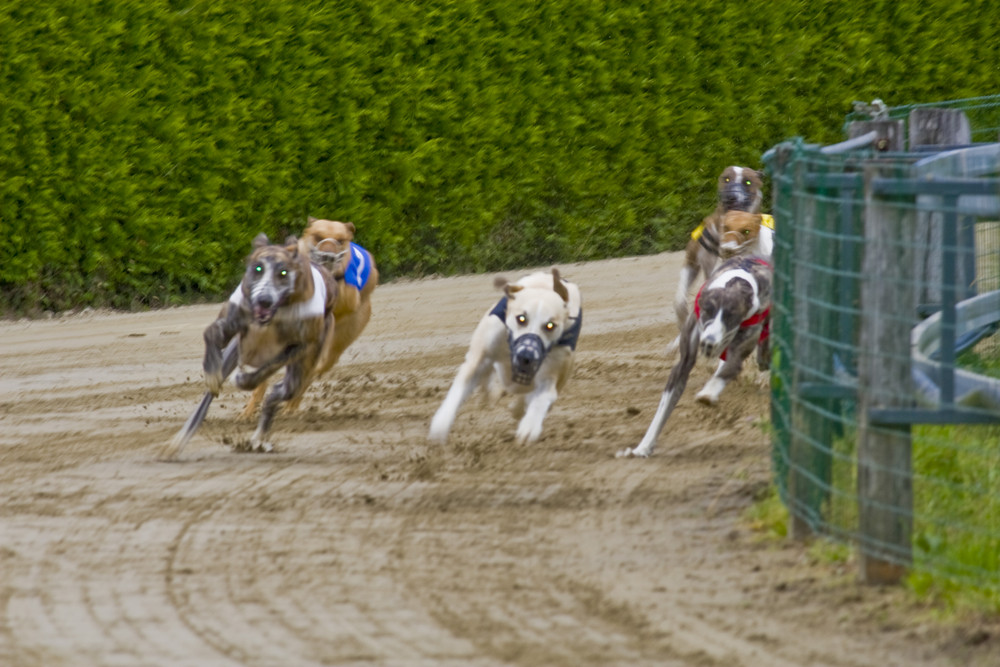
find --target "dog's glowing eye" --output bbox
[280,269,288,277]
[516,314,527,325]
[545,322,555,331]
[745,179,752,186]
[724,177,730,183]
[254,265,262,273]
[743,229,751,236]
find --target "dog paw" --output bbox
[236,439,274,453]
[615,447,649,458]
[694,391,720,406]
[515,431,539,446]
[204,373,224,397]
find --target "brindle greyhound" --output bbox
[240,217,379,417]
[163,233,337,458]
[619,255,772,459]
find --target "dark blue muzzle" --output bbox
[509,333,547,385]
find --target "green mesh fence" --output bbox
[764,96,1000,606]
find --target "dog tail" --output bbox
[160,337,240,461]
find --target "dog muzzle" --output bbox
[509,333,547,385]
[309,240,347,272]
[721,184,754,212]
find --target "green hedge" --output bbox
[1,0,997,312]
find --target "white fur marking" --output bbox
[759,226,774,257]
[707,268,760,316]
[701,311,726,345]
[250,263,278,304]
[291,266,327,319]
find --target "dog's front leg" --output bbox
[516,380,559,445]
[695,338,754,405]
[249,361,305,452]
[619,316,699,458]
[756,318,771,371]
[429,318,504,445]
[203,305,246,396]
[428,355,494,445]
[234,344,303,391]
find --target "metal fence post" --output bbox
[856,162,915,584]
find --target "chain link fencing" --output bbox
[763,95,1000,606]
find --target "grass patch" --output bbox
[767,418,1000,613]
[744,484,788,539]
[909,423,1000,613]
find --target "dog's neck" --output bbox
[284,254,315,306]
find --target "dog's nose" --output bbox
[255,295,274,310]
[514,349,538,368]
[700,334,721,357]
[722,186,751,211]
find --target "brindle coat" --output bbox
[620,256,772,459]
[674,166,764,328]
[165,233,337,457]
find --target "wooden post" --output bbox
[909,109,974,308]
[857,162,915,584]
[909,108,971,148]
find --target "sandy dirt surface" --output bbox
[1,251,997,667]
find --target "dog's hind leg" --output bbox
[618,317,699,458]
[240,384,267,419]
[669,248,703,357]
[673,264,696,328]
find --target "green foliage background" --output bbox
[1,0,997,312]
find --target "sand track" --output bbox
[1,252,994,666]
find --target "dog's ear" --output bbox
[345,222,356,237]
[307,216,317,224]
[495,276,523,297]
[284,236,299,255]
[253,233,269,249]
[551,268,570,303]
